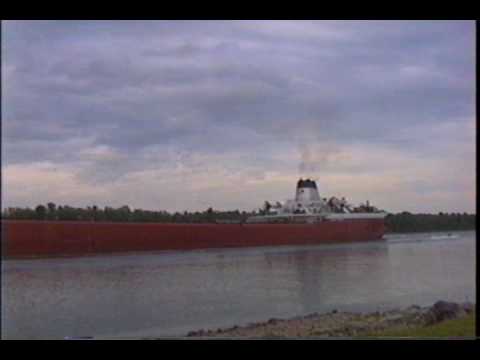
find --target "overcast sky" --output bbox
[2,20,476,213]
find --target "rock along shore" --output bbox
[184,301,475,338]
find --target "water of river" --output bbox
[1,231,476,339]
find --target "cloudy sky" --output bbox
[2,20,476,213]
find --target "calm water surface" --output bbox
[2,231,475,339]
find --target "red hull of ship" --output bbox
[2,219,385,259]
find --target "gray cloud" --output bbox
[2,20,476,212]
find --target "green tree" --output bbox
[206,207,215,223]
[47,202,56,220]
[35,205,47,220]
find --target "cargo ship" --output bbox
[2,179,386,258]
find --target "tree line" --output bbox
[1,204,476,233]
[384,212,476,233]
[1,203,253,223]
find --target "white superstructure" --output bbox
[247,178,386,223]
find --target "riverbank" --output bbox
[184,301,475,338]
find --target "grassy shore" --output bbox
[363,312,476,338]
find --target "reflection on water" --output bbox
[1,231,475,339]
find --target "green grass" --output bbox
[363,313,476,338]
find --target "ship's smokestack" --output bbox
[295,178,321,202]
